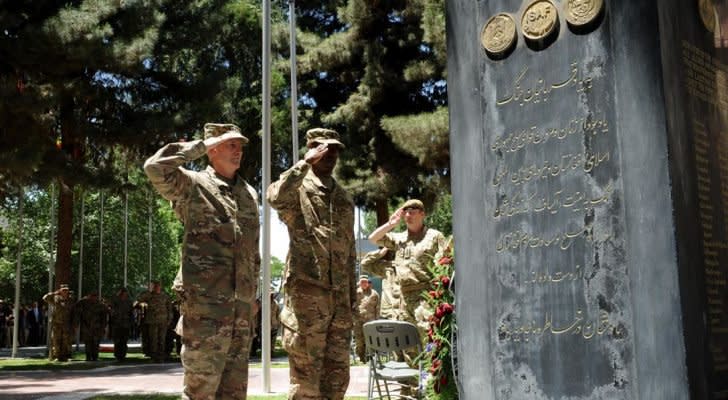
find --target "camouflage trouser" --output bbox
[393,288,428,367]
[83,335,101,361]
[180,299,254,400]
[146,323,167,362]
[112,324,130,360]
[353,321,366,362]
[49,324,72,361]
[282,288,352,400]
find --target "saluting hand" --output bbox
[304,143,328,165]
[388,207,403,227]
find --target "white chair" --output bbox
[363,320,423,400]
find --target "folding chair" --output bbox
[363,320,423,400]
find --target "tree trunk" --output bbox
[53,93,79,290]
[54,179,73,289]
[376,198,389,226]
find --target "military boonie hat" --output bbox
[401,199,425,211]
[203,123,249,144]
[305,128,345,148]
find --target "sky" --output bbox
[269,209,289,261]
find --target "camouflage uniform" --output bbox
[75,295,108,361]
[137,289,172,362]
[375,227,446,336]
[360,249,399,320]
[109,292,134,361]
[144,123,260,400]
[42,289,74,361]
[267,158,357,400]
[354,281,380,362]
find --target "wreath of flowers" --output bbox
[421,241,458,399]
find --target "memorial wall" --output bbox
[447,1,728,399]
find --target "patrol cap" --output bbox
[401,199,425,211]
[305,128,345,148]
[203,123,249,144]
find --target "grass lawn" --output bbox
[0,348,177,371]
[1,345,364,371]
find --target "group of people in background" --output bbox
[0,299,46,349]
[5,280,181,363]
[143,122,447,400]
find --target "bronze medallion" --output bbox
[521,0,559,41]
[698,0,716,33]
[564,0,604,27]
[481,13,517,56]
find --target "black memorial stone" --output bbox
[447,1,728,399]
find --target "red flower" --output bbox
[438,256,452,265]
[435,305,445,319]
[440,275,451,286]
[440,374,448,387]
[441,303,454,315]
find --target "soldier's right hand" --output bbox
[304,143,328,165]
[388,208,403,227]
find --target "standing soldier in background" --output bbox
[136,280,172,363]
[42,284,74,361]
[75,292,108,361]
[137,301,149,356]
[353,275,380,363]
[166,299,182,358]
[368,199,446,337]
[360,248,399,320]
[109,287,133,361]
[144,123,260,399]
[267,128,357,400]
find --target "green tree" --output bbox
[294,0,450,223]
[0,168,182,302]
[1,1,275,291]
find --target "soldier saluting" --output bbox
[43,284,74,361]
[267,128,357,400]
[144,123,260,399]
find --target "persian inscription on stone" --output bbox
[699,0,716,33]
[521,0,559,41]
[481,13,517,56]
[564,0,604,27]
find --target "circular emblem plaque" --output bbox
[698,0,716,33]
[521,0,559,41]
[481,13,517,56]
[564,0,604,27]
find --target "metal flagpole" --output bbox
[98,191,104,295]
[148,192,153,284]
[124,191,128,288]
[46,184,56,355]
[290,0,299,164]
[77,190,85,350]
[11,188,24,358]
[262,0,272,391]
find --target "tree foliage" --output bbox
[0,176,182,303]
[293,0,450,222]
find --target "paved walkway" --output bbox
[0,346,370,400]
